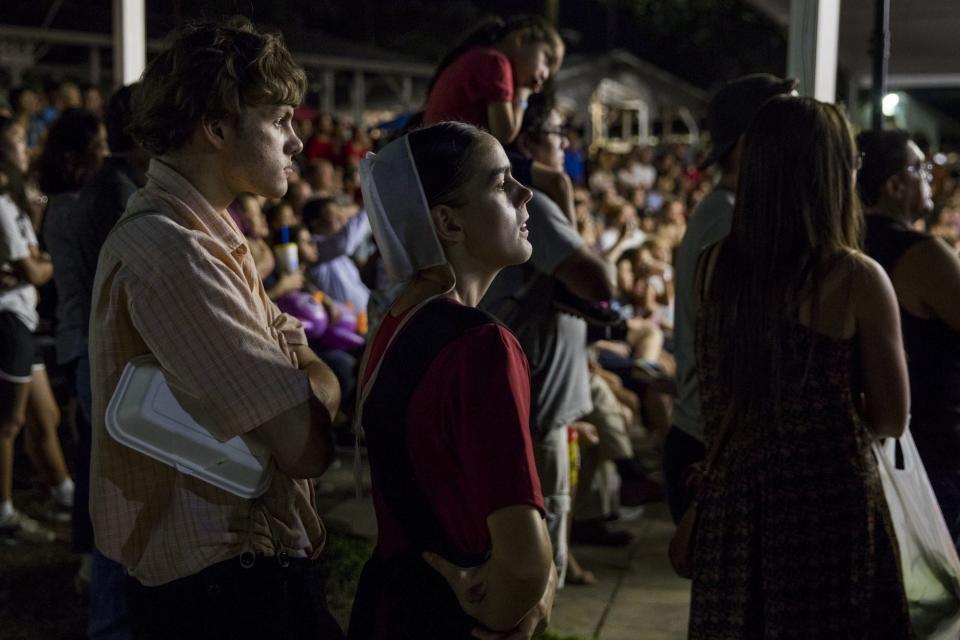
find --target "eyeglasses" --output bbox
[904,162,934,180]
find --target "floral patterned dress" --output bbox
[689,319,912,639]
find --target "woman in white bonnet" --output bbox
[348,121,556,640]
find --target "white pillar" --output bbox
[401,76,413,110]
[112,0,146,88]
[352,70,365,125]
[846,74,862,128]
[322,70,335,114]
[787,0,840,102]
[638,104,650,144]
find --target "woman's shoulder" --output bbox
[834,248,887,286]
[835,249,897,317]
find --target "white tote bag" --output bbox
[874,429,960,640]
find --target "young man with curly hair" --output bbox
[88,19,343,639]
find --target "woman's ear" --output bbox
[430,204,464,245]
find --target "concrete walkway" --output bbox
[320,452,691,640]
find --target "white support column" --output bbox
[622,110,633,143]
[846,74,862,128]
[638,104,650,145]
[401,76,413,110]
[112,0,145,88]
[352,70,365,125]
[322,70,335,114]
[787,0,841,102]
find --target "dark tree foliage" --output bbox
[3,0,787,92]
[617,0,787,90]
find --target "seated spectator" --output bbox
[636,236,675,331]
[265,199,299,234]
[283,225,359,415]
[563,127,587,187]
[301,196,371,313]
[588,149,617,196]
[599,202,646,264]
[304,158,339,198]
[571,370,662,548]
[236,193,275,279]
[338,125,369,167]
[304,112,339,163]
[282,178,312,219]
[8,86,45,150]
[618,146,657,191]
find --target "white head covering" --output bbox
[354,133,459,496]
[359,134,452,310]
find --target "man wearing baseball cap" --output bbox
[664,74,798,523]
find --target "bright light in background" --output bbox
[882,93,901,117]
[934,153,948,166]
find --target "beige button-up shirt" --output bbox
[89,160,325,586]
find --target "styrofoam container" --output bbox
[106,355,273,498]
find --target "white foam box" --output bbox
[106,355,273,498]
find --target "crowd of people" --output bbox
[1,13,959,640]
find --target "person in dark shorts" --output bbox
[0,114,75,545]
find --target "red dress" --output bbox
[349,298,543,639]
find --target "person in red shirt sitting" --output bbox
[304,111,339,163]
[348,122,556,640]
[423,16,575,224]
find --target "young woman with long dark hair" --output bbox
[690,96,912,638]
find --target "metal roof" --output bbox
[747,0,960,89]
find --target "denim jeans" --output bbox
[75,352,133,640]
[89,547,132,640]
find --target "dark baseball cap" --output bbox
[700,73,799,169]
